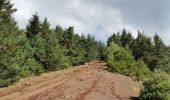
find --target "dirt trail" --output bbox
[0,61,141,100]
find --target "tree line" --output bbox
[106,29,170,99]
[107,29,170,72]
[0,0,104,87]
[1,1,170,99]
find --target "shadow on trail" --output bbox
[130,96,139,100]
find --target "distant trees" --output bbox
[107,32,121,46]
[120,29,134,47]
[107,29,170,99]
[131,32,152,60]
[106,30,170,100]
[54,26,105,66]
[107,29,169,71]
[107,29,134,48]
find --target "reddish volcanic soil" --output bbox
[0,61,141,100]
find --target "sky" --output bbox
[11,0,170,45]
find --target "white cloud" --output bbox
[11,0,170,45]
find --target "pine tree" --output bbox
[0,1,43,87]
[153,34,165,55]
[31,18,70,71]
[66,26,74,41]
[131,31,152,61]
[55,25,64,44]
[107,29,133,48]
[162,46,170,72]
[84,34,99,61]
[63,27,74,49]
[26,13,41,38]
[120,29,133,47]
[107,32,121,46]
[150,34,166,70]
[0,0,17,23]
[41,17,50,39]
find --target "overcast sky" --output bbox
[11,0,170,45]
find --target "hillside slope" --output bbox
[0,61,141,100]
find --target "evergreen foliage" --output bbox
[106,42,151,80]
[1,3,169,99]
[0,0,104,87]
[0,0,17,23]
[107,30,170,99]
[0,1,43,87]
[54,26,105,66]
[26,17,70,71]
[139,71,170,100]
[26,13,41,38]
[107,29,169,71]
[151,34,167,70]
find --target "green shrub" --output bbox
[106,42,150,80]
[139,71,170,100]
[0,79,10,87]
[135,60,151,81]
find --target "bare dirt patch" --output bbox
[0,61,141,100]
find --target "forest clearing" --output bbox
[0,61,140,100]
[1,0,170,100]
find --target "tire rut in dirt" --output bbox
[75,75,102,100]
[2,63,102,100]
[25,70,98,100]
[110,82,124,100]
